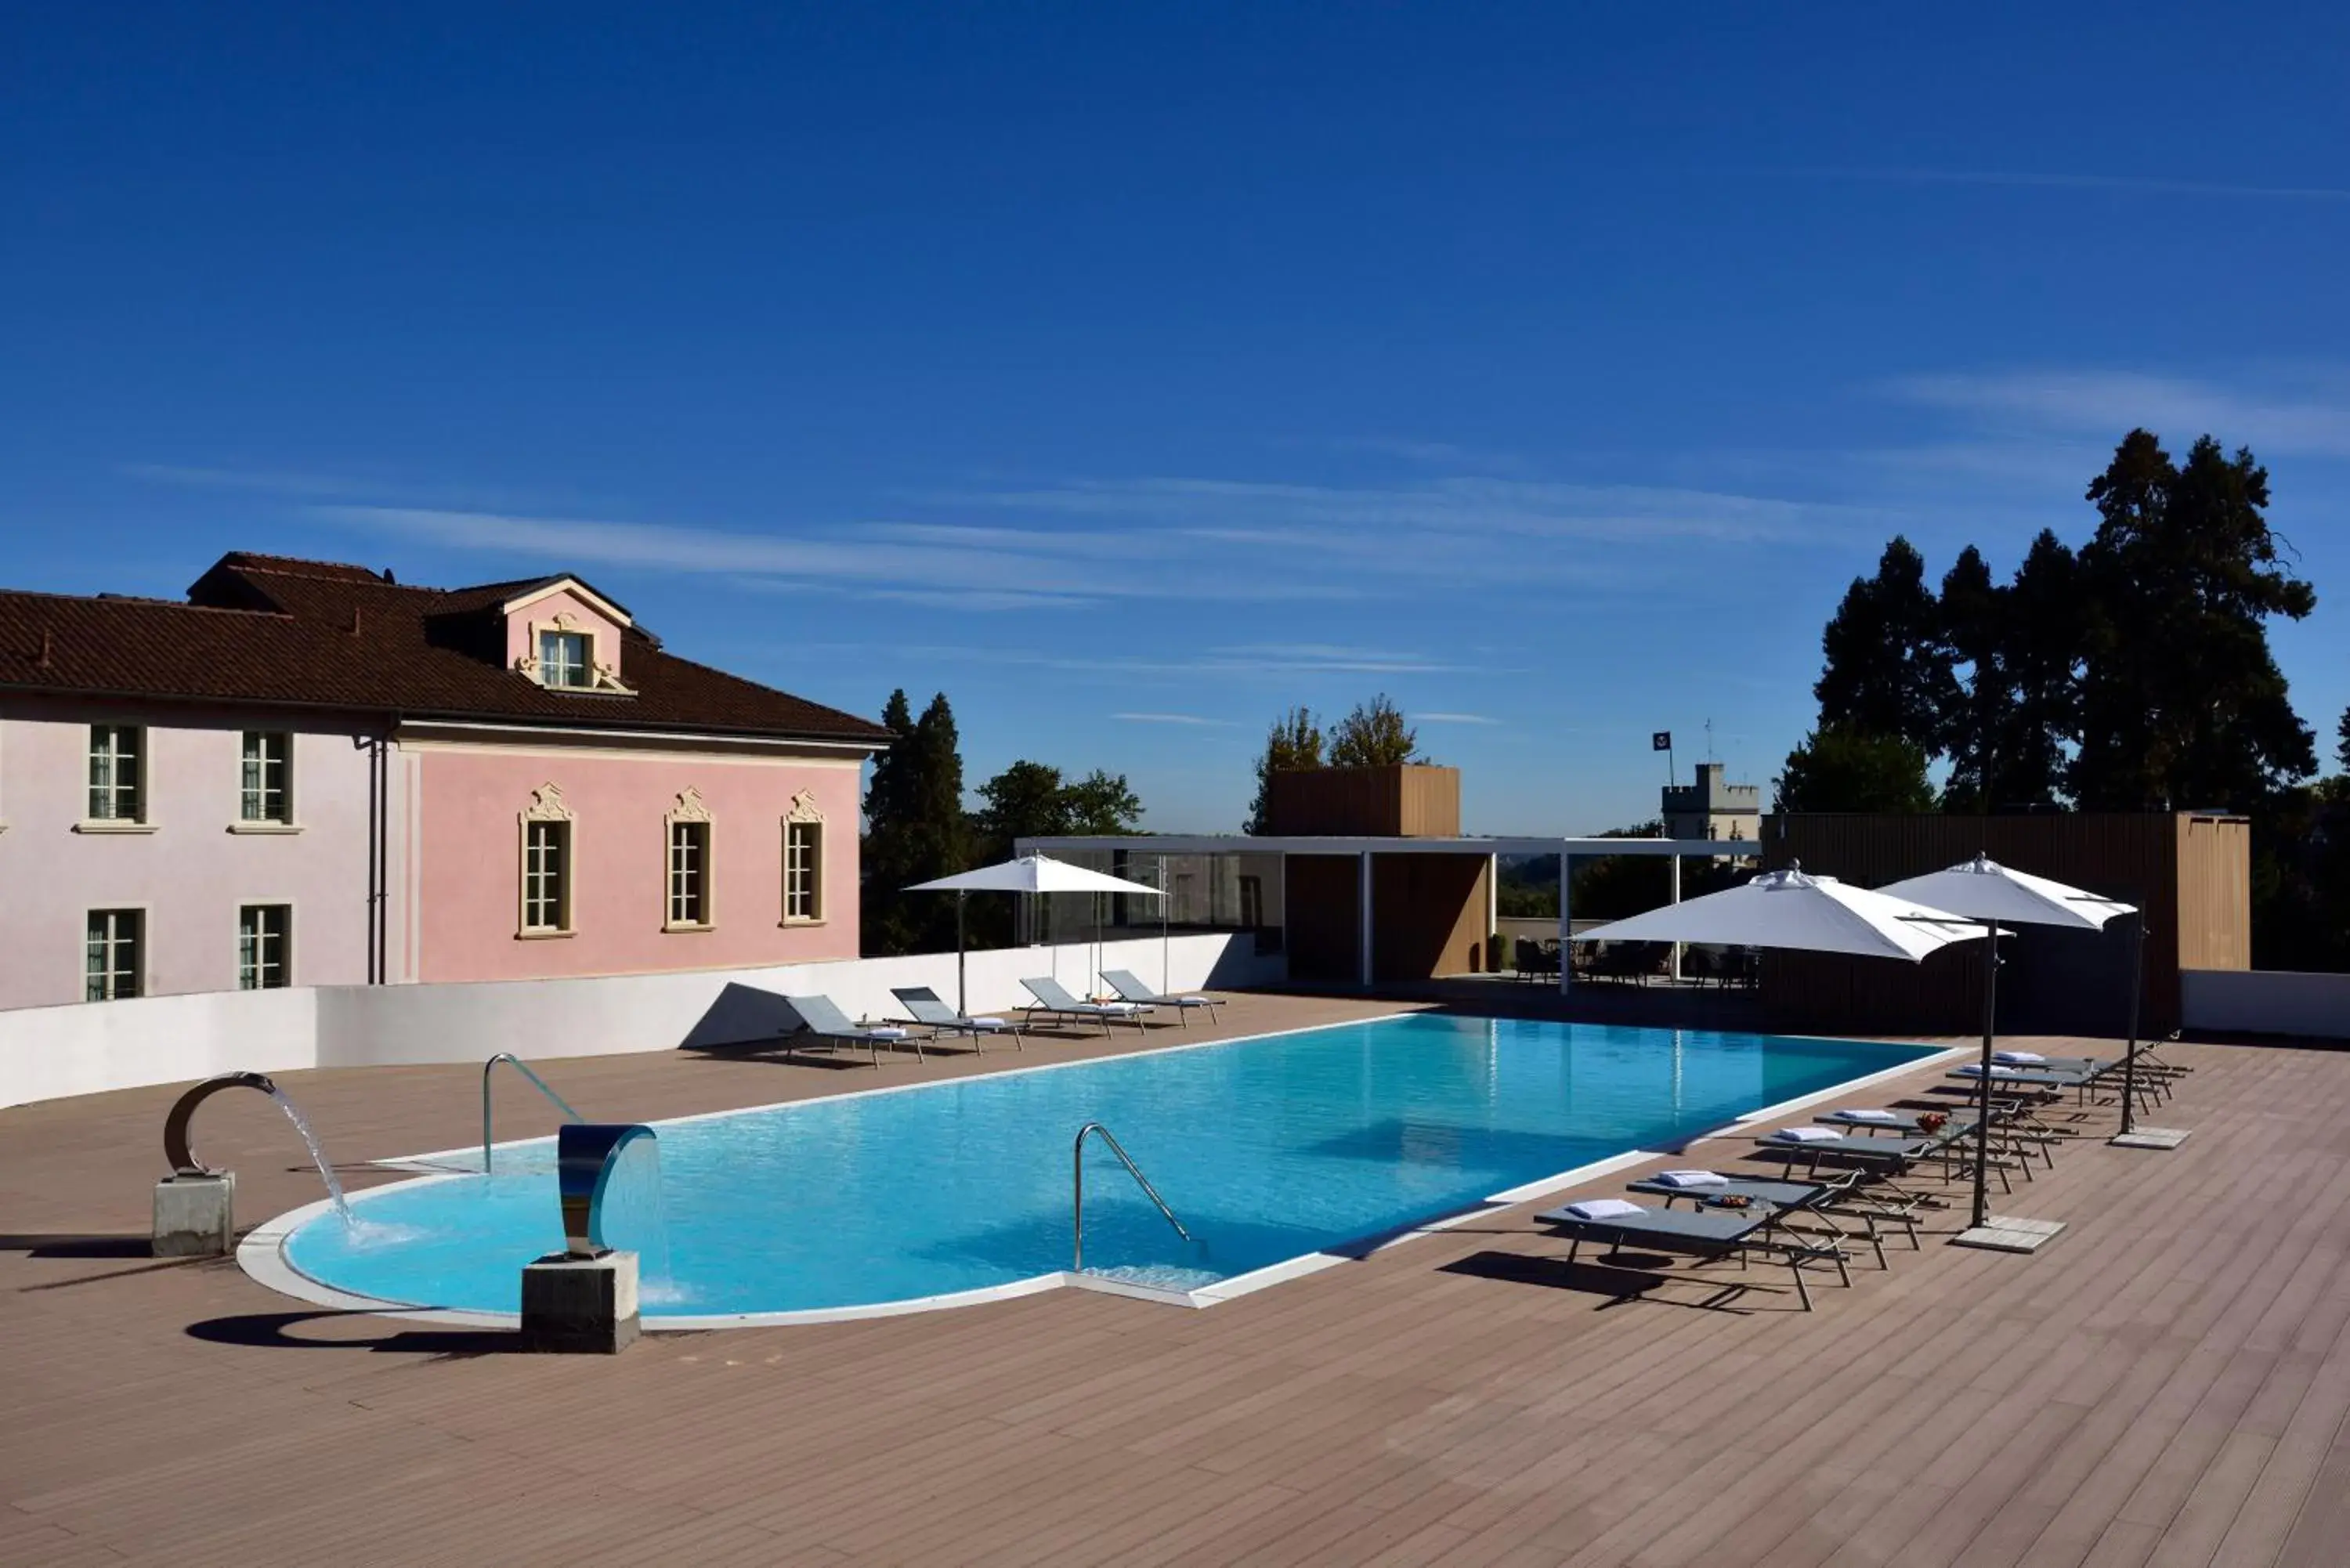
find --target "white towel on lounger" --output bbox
[1993,1050,2046,1064]
[1564,1198,1646,1221]
[1840,1109,1901,1124]
[1652,1170,1730,1188]
[867,1027,909,1040]
[1771,1126,1842,1143]
[968,1017,1009,1029]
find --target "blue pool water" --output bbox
[284,1015,1937,1318]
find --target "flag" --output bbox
[1651,731,1672,751]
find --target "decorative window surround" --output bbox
[517,782,577,938]
[663,787,715,932]
[226,822,303,835]
[513,611,634,695]
[74,820,161,835]
[783,789,826,926]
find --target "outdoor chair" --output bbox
[889,986,1023,1052]
[782,994,926,1067]
[1746,1127,1974,1205]
[1534,1198,1853,1311]
[1100,970,1224,1028]
[1625,1168,1904,1266]
[1018,976,1151,1036]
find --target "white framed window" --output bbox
[240,732,292,823]
[785,819,822,923]
[88,724,144,822]
[667,819,710,927]
[238,904,292,990]
[538,630,592,688]
[523,820,572,932]
[85,909,143,1000]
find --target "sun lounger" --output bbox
[1748,1128,1974,1204]
[1534,1199,1852,1310]
[889,987,1023,1052]
[783,994,924,1066]
[1019,976,1149,1036]
[1817,1106,2054,1176]
[1626,1169,1906,1266]
[1100,970,1224,1028]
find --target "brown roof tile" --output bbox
[0,554,892,746]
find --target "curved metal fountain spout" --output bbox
[557,1123,657,1259]
[162,1071,281,1176]
[482,1053,587,1173]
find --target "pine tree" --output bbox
[2072,432,2316,811]
[1815,537,1958,756]
[859,690,970,955]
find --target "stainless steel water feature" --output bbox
[481,1053,586,1172]
[162,1071,280,1176]
[555,1122,657,1258]
[155,1071,349,1255]
[1071,1121,1191,1274]
[523,1122,657,1352]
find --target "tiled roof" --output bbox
[0,554,892,746]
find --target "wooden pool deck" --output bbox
[4,994,2348,1566]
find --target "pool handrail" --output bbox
[1072,1120,1191,1274]
[482,1053,587,1172]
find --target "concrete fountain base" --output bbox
[522,1249,640,1353]
[153,1172,236,1257]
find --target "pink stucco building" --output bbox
[0,554,890,1010]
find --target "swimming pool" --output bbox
[266,1014,1942,1324]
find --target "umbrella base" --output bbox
[1950,1216,2066,1253]
[2109,1127,2191,1150]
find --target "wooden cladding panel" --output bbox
[1756,812,2246,1039]
[1372,852,1491,981]
[1264,765,1460,837]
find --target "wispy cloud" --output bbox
[960,475,1853,547]
[1112,712,1240,727]
[1797,168,2350,204]
[1413,711,1499,724]
[313,504,1354,611]
[1887,370,2350,461]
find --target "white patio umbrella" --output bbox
[906,853,1165,1015]
[1564,864,1993,962]
[1878,854,2138,1229]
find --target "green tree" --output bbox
[971,761,1144,857]
[966,760,1144,948]
[1815,537,1957,755]
[2073,431,2317,811]
[1996,529,2084,808]
[1329,693,1423,767]
[1773,724,1936,814]
[860,690,970,956]
[1936,544,2012,813]
[1244,705,1324,833]
[1060,769,1144,835]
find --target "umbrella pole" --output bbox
[1971,916,1999,1231]
[1161,854,1170,995]
[957,891,968,1018]
[2120,909,2145,1136]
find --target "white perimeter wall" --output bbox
[2182,968,2350,1042]
[0,934,1282,1108]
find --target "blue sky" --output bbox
[5,5,2347,833]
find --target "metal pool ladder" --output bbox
[1072,1122,1191,1274]
[482,1053,587,1172]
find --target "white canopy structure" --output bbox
[1878,854,2143,1226]
[907,854,1165,1013]
[1564,865,1992,963]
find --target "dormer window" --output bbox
[538,630,592,688]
